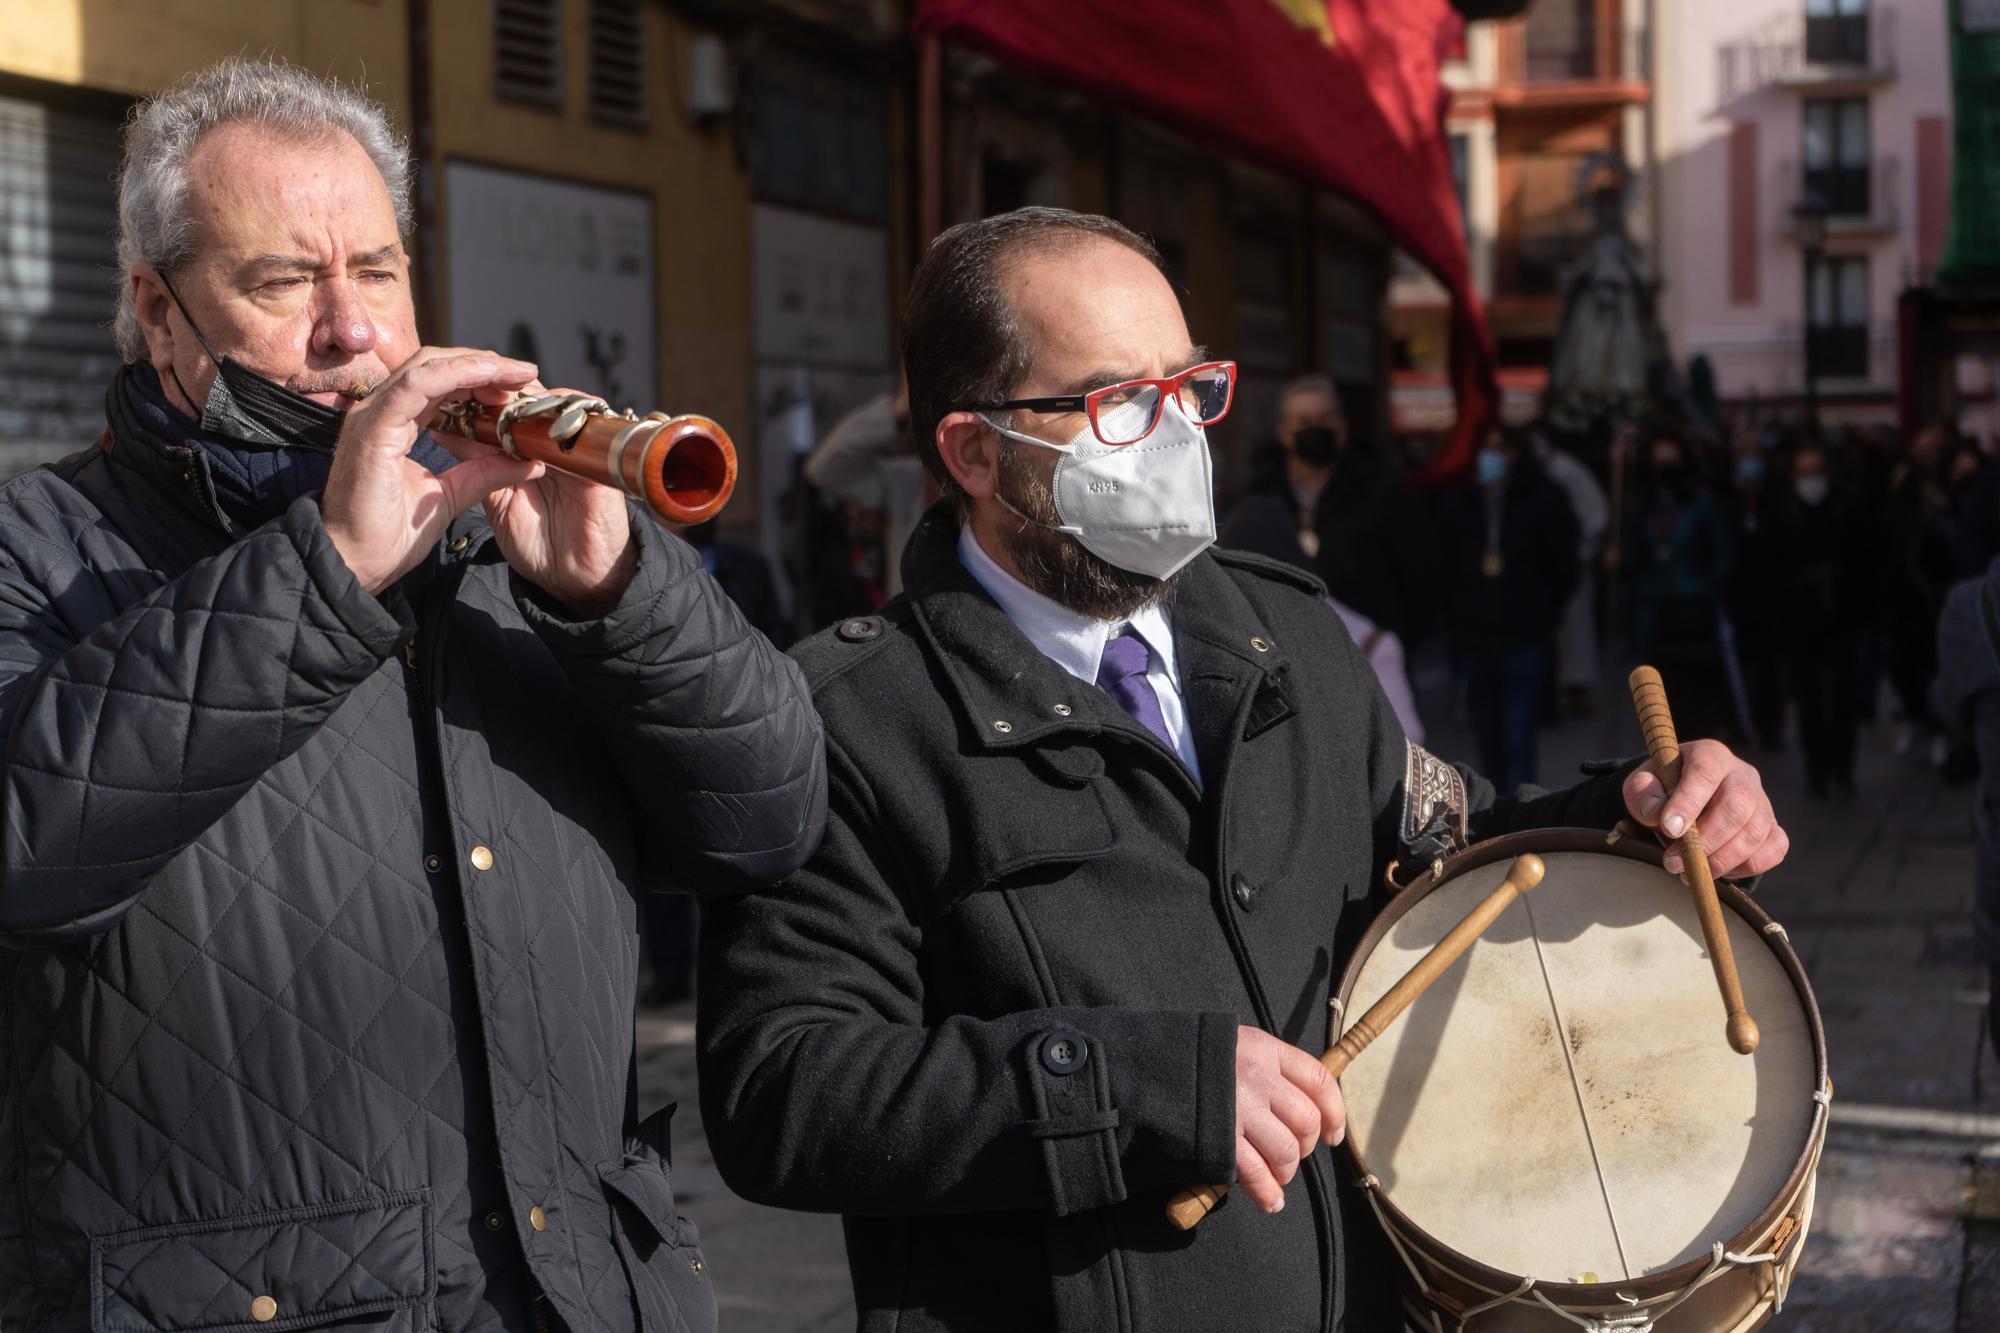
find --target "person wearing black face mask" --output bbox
[0,60,826,1333]
[1219,374,1442,648]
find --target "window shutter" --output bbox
[495,0,562,110]
[588,0,648,128]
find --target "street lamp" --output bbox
[1792,189,1831,433]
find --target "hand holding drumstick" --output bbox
[1167,854,1548,1229]
[1615,689,1789,884]
[1628,667,1761,1055]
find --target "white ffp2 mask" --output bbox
[982,399,1217,581]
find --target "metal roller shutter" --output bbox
[0,93,123,478]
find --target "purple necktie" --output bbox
[1096,630,1173,750]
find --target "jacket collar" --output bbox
[900,504,1291,761]
[954,523,1184,693]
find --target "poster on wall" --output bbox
[751,205,891,369]
[444,161,656,407]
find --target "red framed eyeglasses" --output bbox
[974,360,1237,447]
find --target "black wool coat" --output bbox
[0,407,826,1332]
[698,508,1636,1333]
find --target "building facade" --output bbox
[1655,0,1959,427]
[1391,0,1654,435]
[0,0,1395,587]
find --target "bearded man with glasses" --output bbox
[697,207,1790,1333]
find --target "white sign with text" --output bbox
[444,161,656,407]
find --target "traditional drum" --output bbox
[1337,830,1829,1332]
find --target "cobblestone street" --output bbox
[638,660,2000,1330]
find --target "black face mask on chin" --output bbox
[158,271,349,454]
[1292,424,1341,467]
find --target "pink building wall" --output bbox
[1655,0,1953,422]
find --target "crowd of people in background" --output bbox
[728,375,1999,804]
[724,378,2000,1057]
[646,371,2000,1013]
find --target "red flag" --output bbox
[917,0,1494,482]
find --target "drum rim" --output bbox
[1335,827,1830,1303]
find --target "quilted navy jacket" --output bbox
[0,411,827,1331]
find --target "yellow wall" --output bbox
[426,0,758,531]
[0,0,408,120]
[0,0,764,536]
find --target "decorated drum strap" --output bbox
[1398,741,1470,884]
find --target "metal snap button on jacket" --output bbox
[837,616,884,643]
[530,1204,548,1232]
[250,1295,277,1322]
[469,845,494,872]
[484,1212,504,1231]
[424,853,442,874]
[1040,1031,1089,1075]
[448,533,472,554]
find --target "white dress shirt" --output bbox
[958,527,1202,784]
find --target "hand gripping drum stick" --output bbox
[1164,853,1548,1231]
[1629,665,1760,1056]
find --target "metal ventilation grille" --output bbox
[494,0,562,109]
[589,0,648,128]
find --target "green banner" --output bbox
[1940,0,2000,284]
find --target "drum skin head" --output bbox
[1341,852,1817,1282]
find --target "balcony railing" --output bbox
[1783,155,1900,233]
[1497,25,1648,87]
[1717,5,1896,101]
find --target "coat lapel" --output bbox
[1167,555,1297,794]
[899,506,1296,798]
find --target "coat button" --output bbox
[1250,636,1272,653]
[837,616,884,642]
[1232,874,1259,912]
[992,720,1013,734]
[529,1205,548,1232]
[424,853,443,874]
[1052,703,1072,716]
[448,533,472,554]
[1040,1031,1089,1075]
[470,845,494,871]
[484,1212,503,1231]
[250,1295,278,1322]
[691,1257,706,1274]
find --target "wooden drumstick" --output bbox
[1629,665,1760,1056]
[1165,853,1548,1231]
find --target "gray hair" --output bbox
[113,59,413,360]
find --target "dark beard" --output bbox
[994,441,1183,622]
